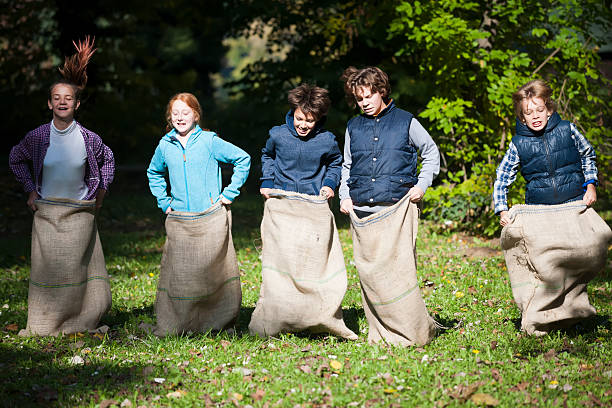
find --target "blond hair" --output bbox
[512,79,556,121]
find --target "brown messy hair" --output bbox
[50,36,97,101]
[287,84,331,122]
[165,93,203,132]
[512,79,556,121]
[341,66,391,108]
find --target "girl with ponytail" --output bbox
[10,36,115,209]
[8,37,115,336]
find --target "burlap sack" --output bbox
[20,198,111,336]
[154,203,241,336]
[350,194,436,346]
[249,190,357,339]
[501,201,612,335]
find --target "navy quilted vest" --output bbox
[347,101,418,204]
[512,112,584,205]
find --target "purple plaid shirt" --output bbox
[9,122,115,200]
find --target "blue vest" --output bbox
[512,112,584,205]
[347,101,418,204]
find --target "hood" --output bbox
[515,112,561,137]
[285,110,326,138]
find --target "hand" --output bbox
[408,186,425,202]
[320,186,334,199]
[340,198,353,214]
[499,211,511,227]
[27,190,40,211]
[260,188,272,199]
[220,195,232,205]
[165,206,172,214]
[583,184,597,206]
[95,189,106,210]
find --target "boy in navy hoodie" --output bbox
[260,84,341,198]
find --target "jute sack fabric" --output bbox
[501,201,612,335]
[350,194,435,346]
[154,203,241,336]
[249,190,357,339]
[20,198,111,336]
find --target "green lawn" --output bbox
[0,172,610,407]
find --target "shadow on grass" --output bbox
[0,342,157,407]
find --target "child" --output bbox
[9,37,114,336]
[147,93,250,213]
[495,79,610,336]
[339,66,440,346]
[147,93,250,335]
[494,79,597,222]
[249,84,357,340]
[259,83,342,198]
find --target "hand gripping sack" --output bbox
[350,194,436,346]
[154,203,241,336]
[249,190,357,339]
[501,202,612,335]
[20,198,111,336]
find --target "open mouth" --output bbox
[532,121,542,127]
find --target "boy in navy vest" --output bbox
[494,79,598,225]
[260,84,342,198]
[338,67,440,217]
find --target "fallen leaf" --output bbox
[100,400,119,408]
[470,393,499,406]
[543,349,556,361]
[69,340,85,350]
[491,368,502,382]
[120,399,132,407]
[5,323,18,331]
[220,340,231,350]
[232,393,243,401]
[251,389,265,401]
[153,378,166,384]
[330,360,343,371]
[468,286,477,294]
[383,388,397,394]
[201,394,215,407]
[166,390,186,398]
[70,356,85,365]
[382,372,394,385]
[299,365,312,374]
[490,341,497,350]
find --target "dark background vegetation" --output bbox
[2,0,611,234]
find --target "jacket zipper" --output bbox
[542,134,558,200]
[179,141,190,211]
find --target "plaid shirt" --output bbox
[9,122,115,200]
[493,123,597,214]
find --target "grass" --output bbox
[0,171,611,407]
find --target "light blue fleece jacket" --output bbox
[147,125,251,213]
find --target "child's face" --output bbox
[355,86,386,116]
[293,107,317,137]
[48,84,79,122]
[171,100,197,136]
[521,97,552,132]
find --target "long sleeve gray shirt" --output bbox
[339,118,440,213]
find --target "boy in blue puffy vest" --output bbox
[338,66,440,217]
[494,79,598,225]
[260,84,342,199]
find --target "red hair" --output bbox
[50,36,97,100]
[165,93,202,132]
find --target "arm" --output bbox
[146,144,172,212]
[8,132,36,194]
[321,135,342,198]
[260,131,276,198]
[93,136,115,209]
[339,129,353,213]
[408,118,440,201]
[212,136,251,202]
[570,123,598,205]
[493,142,520,215]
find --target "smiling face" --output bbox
[171,99,198,136]
[293,107,317,137]
[47,84,79,122]
[521,97,552,132]
[355,86,386,116]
